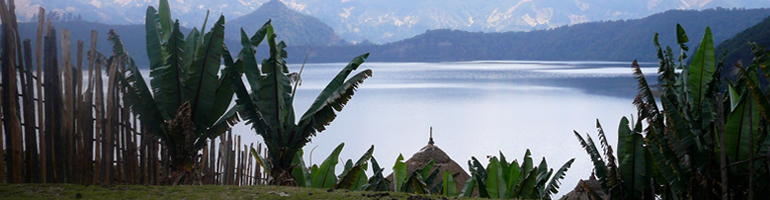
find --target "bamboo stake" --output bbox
[61,28,74,183]
[104,54,121,186]
[120,59,128,184]
[255,143,260,185]
[236,135,241,185]
[22,39,40,183]
[0,55,3,183]
[0,0,24,184]
[208,138,217,184]
[139,126,147,185]
[248,143,253,185]
[34,7,46,183]
[83,32,96,185]
[132,115,139,184]
[153,139,159,185]
[43,28,61,183]
[75,40,84,184]
[93,55,104,185]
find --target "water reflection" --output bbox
[224,61,655,196]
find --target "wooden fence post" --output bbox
[43,27,61,183]
[83,31,97,185]
[22,39,40,183]
[34,7,46,184]
[75,39,84,184]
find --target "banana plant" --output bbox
[364,155,391,191]
[388,154,442,194]
[121,0,238,184]
[574,118,653,200]
[577,24,770,199]
[461,150,574,199]
[279,142,376,190]
[232,20,371,185]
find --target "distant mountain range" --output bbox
[14,0,770,44]
[286,8,770,63]
[15,7,770,66]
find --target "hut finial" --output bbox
[429,127,434,145]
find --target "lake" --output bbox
[220,60,659,196]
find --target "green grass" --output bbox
[0,184,477,200]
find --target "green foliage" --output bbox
[121,0,238,184]
[576,23,770,199]
[278,143,384,191]
[392,154,407,192]
[714,16,770,70]
[463,150,574,199]
[441,170,458,196]
[311,143,344,188]
[231,20,371,185]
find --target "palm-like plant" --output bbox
[229,21,372,185]
[461,150,575,199]
[575,24,770,199]
[121,0,238,184]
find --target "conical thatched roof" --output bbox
[559,175,609,200]
[386,128,470,193]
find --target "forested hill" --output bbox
[714,15,770,68]
[287,8,770,63]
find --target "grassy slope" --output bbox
[0,184,479,200]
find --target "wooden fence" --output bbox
[0,3,267,186]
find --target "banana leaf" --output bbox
[515,167,538,198]
[185,15,225,130]
[403,171,429,194]
[542,158,574,199]
[251,146,272,178]
[297,54,371,138]
[505,160,521,199]
[420,160,435,181]
[153,20,185,121]
[292,149,310,187]
[182,28,198,75]
[311,143,344,188]
[442,169,458,196]
[470,157,489,198]
[687,27,715,115]
[157,0,173,40]
[460,170,477,197]
[335,145,373,190]
[619,117,647,198]
[254,25,294,132]
[574,131,608,190]
[238,28,262,91]
[335,163,364,190]
[485,157,506,198]
[365,156,390,191]
[393,154,406,192]
[724,89,760,168]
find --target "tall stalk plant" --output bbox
[228,21,372,185]
[575,24,770,199]
[122,0,238,185]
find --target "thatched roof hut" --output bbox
[386,127,470,193]
[559,175,609,200]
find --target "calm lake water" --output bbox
[144,60,658,195]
